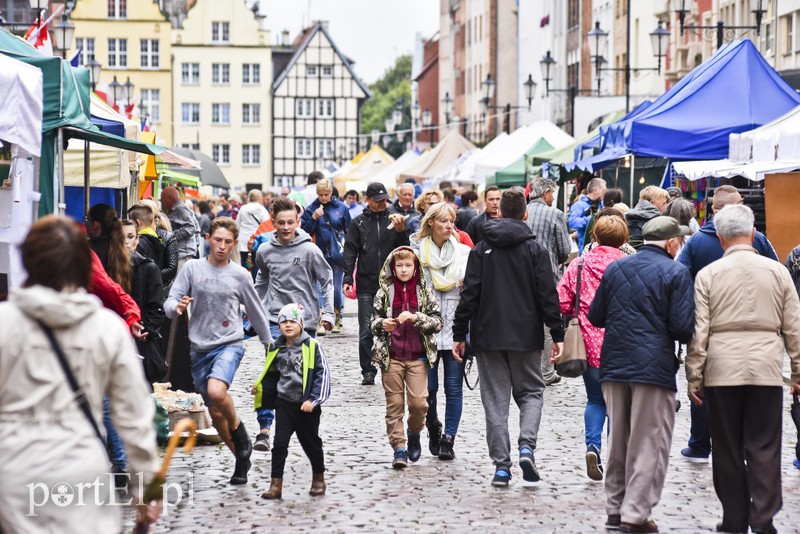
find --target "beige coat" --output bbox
[0,286,158,534]
[686,245,800,393]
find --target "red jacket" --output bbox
[89,249,141,328]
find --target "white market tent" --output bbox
[472,121,574,185]
[367,149,421,190]
[0,53,43,156]
[399,130,477,182]
[673,104,800,181]
[450,132,509,184]
[332,144,394,192]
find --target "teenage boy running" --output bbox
[164,217,272,485]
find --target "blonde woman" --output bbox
[411,202,471,460]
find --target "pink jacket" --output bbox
[557,246,625,367]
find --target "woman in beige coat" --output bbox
[0,216,160,533]
[686,204,800,534]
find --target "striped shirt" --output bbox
[526,198,572,283]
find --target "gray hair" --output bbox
[529,178,556,199]
[663,198,695,227]
[714,204,754,239]
[398,183,415,193]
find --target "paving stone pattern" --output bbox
[131,304,800,533]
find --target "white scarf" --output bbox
[420,235,467,291]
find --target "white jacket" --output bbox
[0,286,158,534]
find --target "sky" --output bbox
[258,0,440,85]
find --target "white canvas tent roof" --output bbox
[473,121,574,184]
[367,149,421,190]
[450,132,509,184]
[399,130,477,181]
[0,53,43,156]
[332,144,394,191]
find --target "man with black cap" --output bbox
[344,182,409,385]
[585,216,695,533]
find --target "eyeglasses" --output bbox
[83,216,93,224]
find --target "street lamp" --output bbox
[392,98,403,128]
[539,50,556,93]
[586,21,609,62]
[442,92,453,124]
[479,72,533,136]
[385,118,395,134]
[124,77,135,105]
[50,14,75,59]
[673,0,766,50]
[412,100,421,143]
[649,20,670,71]
[370,128,380,147]
[109,75,122,106]
[422,108,433,145]
[88,59,101,92]
[522,74,537,109]
[539,51,594,135]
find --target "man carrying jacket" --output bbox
[343,182,409,385]
[587,216,695,533]
[677,184,778,463]
[452,188,564,488]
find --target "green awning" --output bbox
[490,138,555,187]
[64,126,166,156]
[159,168,200,187]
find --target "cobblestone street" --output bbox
[141,304,800,533]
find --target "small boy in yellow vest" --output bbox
[253,303,330,500]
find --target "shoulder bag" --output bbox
[35,319,111,461]
[556,258,588,378]
[322,210,344,264]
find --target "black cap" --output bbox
[365,182,390,201]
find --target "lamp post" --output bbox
[124,77,135,105]
[673,0,766,50]
[540,51,594,135]
[412,100,421,145]
[442,92,453,125]
[479,72,536,137]
[50,14,75,60]
[88,59,101,92]
[422,108,433,146]
[109,75,122,108]
[370,128,380,148]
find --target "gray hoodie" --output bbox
[254,229,335,328]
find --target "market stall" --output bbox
[399,130,476,184]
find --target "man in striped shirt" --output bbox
[526,178,571,386]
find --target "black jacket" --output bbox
[389,199,416,217]
[624,200,661,250]
[453,218,565,351]
[343,208,410,296]
[137,229,178,298]
[465,212,496,245]
[456,206,477,231]
[129,251,164,336]
[587,245,695,391]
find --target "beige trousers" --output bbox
[381,359,429,449]
[602,381,675,525]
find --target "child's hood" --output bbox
[378,246,425,290]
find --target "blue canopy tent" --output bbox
[573,101,653,162]
[568,40,800,173]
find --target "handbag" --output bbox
[556,258,588,378]
[35,319,111,461]
[322,210,344,264]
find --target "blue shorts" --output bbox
[190,343,246,407]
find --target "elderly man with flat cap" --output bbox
[587,216,695,533]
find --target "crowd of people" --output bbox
[1,171,799,534]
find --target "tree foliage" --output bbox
[360,55,412,158]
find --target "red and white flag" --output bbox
[94,81,110,103]
[24,11,53,56]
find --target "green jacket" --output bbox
[254,335,331,410]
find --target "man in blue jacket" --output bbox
[568,177,606,252]
[587,216,695,533]
[677,185,778,463]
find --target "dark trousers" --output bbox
[688,400,712,455]
[271,399,325,479]
[705,386,782,531]
[357,292,377,376]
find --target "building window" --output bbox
[242,103,261,124]
[242,63,261,84]
[140,89,160,123]
[321,65,333,77]
[242,144,261,165]
[181,63,200,84]
[211,21,230,43]
[317,99,334,118]
[306,65,318,77]
[107,38,127,68]
[296,98,313,118]
[212,63,230,84]
[108,0,126,18]
[212,144,230,164]
[568,0,579,29]
[181,103,200,124]
[139,39,159,69]
[212,103,230,125]
[317,139,334,159]
[296,138,313,159]
[180,143,200,150]
[76,38,95,65]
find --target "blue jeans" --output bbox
[103,396,126,470]
[317,262,344,310]
[583,366,607,450]
[426,350,464,437]
[189,343,245,407]
[357,293,377,376]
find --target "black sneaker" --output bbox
[680,446,709,462]
[427,420,442,456]
[491,468,511,487]
[519,447,540,482]
[253,432,270,452]
[586,445,604,481]
[438,435,455,460]
[392,449,408,469]
[407,431,421,462]
[361,372,375,385]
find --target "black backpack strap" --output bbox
[35,319,110,458]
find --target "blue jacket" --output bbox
[588,245,695,391]
[300,197,351,264]
[568,194,601,251]
[677,220,777,280]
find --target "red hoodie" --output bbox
[89,249,141,328]
[390,257,425,361]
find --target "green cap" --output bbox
[642,216,691,241]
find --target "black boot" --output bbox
[438,435,455,460]
[229,456,251,485]
[230,421,252,461]
[427,419,442,457]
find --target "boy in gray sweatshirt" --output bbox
[165,217,271,486]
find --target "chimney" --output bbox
[317,20,329,32]
[281,29,290,46]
